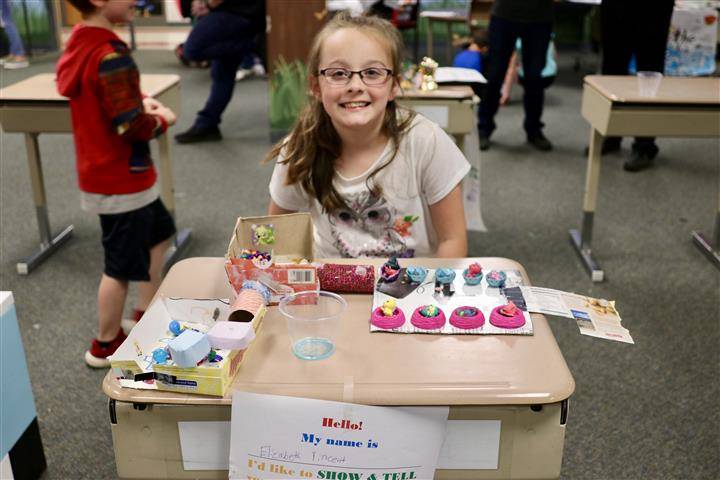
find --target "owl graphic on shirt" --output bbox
[328,191,416,258]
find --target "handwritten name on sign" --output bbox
[230,392,449,479]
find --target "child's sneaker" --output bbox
[3,56,29,69]
[85,329,127,368]
[120,308,145,334]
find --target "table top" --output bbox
[398,85,475,100]
[0,73,180,105]
[103,257,575,407]
[584,75,720,105]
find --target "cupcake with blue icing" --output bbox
[462,263,483,286]
[486,270,507,288]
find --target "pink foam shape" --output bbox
[371,307,406,329]
[410,306,446,330]
[449,306,485,329]
[489,305,526,329]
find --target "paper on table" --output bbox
[518,287,634,344]
[435,67,487,84]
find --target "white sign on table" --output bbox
[230,392,449,480]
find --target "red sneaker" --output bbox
[85,329,127,368]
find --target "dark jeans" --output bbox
[478,15,552,137]
[601,0,674,155]
[183,11,256,129]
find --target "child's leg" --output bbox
[97,274,129,341]
[136,238,171,311]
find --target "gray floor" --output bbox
[1,50,718,479]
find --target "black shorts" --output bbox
[99,199,176,282]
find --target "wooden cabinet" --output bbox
[266,0,326,74]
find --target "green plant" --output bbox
[269,57,308,132]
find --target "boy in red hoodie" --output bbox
[57,0,177,368]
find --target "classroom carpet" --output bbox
[0,50,718,480]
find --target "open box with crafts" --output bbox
[225,213,319,304]
[109,296,265,397]
[370,258,534,335]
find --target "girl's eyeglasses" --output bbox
[318,67,393,86]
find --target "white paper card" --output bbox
[437,420,501,469]
[178,421,231,470]
[413,105,449,128]
[230,392,449,479]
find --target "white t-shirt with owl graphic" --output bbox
[269,114,471,258]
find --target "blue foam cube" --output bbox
[167,330,211,368]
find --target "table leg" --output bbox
[16,133,74,275]
[156,133,192,273]
[569,128,604,282]
[691,186,720,268]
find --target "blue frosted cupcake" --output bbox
[435,268,456,284]
[486,270,507,288]
[406,266,428,283]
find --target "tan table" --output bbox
[0,73,191,274]
[572,75,720,280]
[103,257,574,480]
[398,86,476,152]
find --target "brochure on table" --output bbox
[371,268,534,336]
[229,392,450,479]
[513,286,634,344]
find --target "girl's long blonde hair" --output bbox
[265,11,416,213]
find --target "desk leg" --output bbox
[569,128,604,282]
[691,186,720,268]
[156,133,192,273]
[16,133,74,275]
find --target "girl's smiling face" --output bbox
[312,28,398,137]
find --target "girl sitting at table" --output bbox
[267,12,470,259]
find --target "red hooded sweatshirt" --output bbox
[57,25,167,195]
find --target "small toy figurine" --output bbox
[420,305,439,317]
[462,263,483,285]
[169,320,183,336]
[381,299,397,317]
[499,301,518,317]
[406,266,428,283]
[251,224,275,246]
[419,56,438,91]
[152,348,169,364]
[486,270,507,288]
[380,256,401,282]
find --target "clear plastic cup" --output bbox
[278,291,346,361]
[637,71,663,98]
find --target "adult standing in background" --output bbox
[598,0,674,172]
[175,0,265,144]
[477,0,554,152]
[0,0,29,69]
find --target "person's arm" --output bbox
[268,199,297,216]
[97,51,172,141]
[500,51,518,106]
[428,184,467,258]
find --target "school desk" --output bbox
[102,256,575,480]
[0,73,191,275]
[572,75,720,280]
[398,86,476,152]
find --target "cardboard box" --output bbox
[225,213,319,304]
[110,298,265,397]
